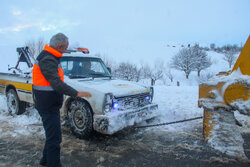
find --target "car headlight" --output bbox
[112,101,119,109]
[103,93,113,113]
[149,86,154,103]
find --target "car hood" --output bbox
[65,77,149,96]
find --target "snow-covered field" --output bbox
[0,85,203,137]
[0,85,249,137]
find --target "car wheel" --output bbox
[6,89,26,115]
[68,99,93,139]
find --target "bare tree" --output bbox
[198,72,215,83]
[191,44,212,77]
[223,50,237,68]
[25,37,46,59]
[165,68,174,82]
[37,37,46,54]
[95,53,116,70]
[134,67,142,82]
[210,43,215,50]
[25,39,36,59]
[150,60,164,85]
[171,48,196,79]
[141,63,152,79]
[113,62,139,81]
[213,44,241,54]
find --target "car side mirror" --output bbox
[107,67,111,74]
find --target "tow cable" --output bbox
[135,116,203,128]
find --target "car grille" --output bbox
[113,93,150,110]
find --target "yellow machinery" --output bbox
[198,35,250,140]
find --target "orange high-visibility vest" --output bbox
[32,45,64,91]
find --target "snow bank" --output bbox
[207,109,248,161]
[201,68,250,86]
[234,110,250,134]
[0,95,42,137]
[231,100,250,116]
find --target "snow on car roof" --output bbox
[63,52,98,58]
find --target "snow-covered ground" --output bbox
[0,85,203,137]
[0,96,43,138]
[0,44,232,138]
[154,86,202,124]
[0,42,249,162]
[0,85,249,137]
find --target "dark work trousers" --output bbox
[38,108,62,167]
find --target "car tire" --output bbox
[6,89,26,115]
[68,99,93,139]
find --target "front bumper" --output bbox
[93,103,158,134]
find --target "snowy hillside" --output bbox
[101,40,232,86]
[86,40,236,87]
[0,41,232,83]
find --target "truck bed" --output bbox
[0,72,33,103]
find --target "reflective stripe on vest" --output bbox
[33,85,54,91]
[32,61,64,91]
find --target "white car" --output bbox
[0,47,158,139]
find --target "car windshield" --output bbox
[60,57,111,79]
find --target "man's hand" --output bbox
[77,92,92,98]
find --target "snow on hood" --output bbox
[65,77,149,96]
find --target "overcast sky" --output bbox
[0,0,249,64]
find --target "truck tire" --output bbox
[68,99,93,139]
[6,89,26,115]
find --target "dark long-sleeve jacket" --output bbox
[33,50,77,110]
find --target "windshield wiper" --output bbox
[68,73,111,79]
[89,73,111,78]
[68,75,90,79]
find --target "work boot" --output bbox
[39,158,63,167]
[40,160,62,167]
[39,158,47,166]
